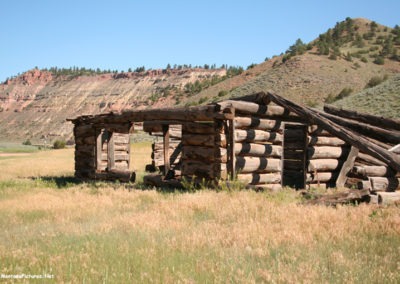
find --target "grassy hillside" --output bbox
[190,18,400,106]
[333,74,400,118]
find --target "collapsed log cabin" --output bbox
[68,91,400,196]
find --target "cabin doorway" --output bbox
[282,123,307,189]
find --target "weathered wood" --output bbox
[235,143,282,157]
[369,177,400,192]
[308,146,350,159]
[308,159,340,172]
[389,144,400,154]
[303,189,370,205]
[234,116,282,131]
[308,125,332,136]
[235,157,281,173]
[357,152,386,166]
[267,92,400,172]
[163,125,170,175]
[336,146,359,188]
[143,174,183,188]
[324,105,400,131]
[182,161,215,178]
[96,130,103,171]
[182,134,215,147]
[228,118,236,179]
[95,169,135,183]
[235,129,283,143]
[357,180,371,190]
[74,124,95,137]
[182,146,224,162]
[182,122,215,134]
[237,173,281,184]
[377,191,400,205]
[218,100,297,118]
[306,172,336,183]
[149,130,182,139]
[107,132,115,170]
[352,165,396,178]
[143,122,182,133]
[113,135,130,144]
[308,136,346,146]
[317,109,400,145]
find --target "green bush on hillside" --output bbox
[53,140,66,149]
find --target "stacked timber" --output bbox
[227,102,288,190]
[181,122,221,180]
[307,125,350,188]
[151,139,182,170]
[74,123,96,178]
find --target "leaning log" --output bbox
[267,92,400,172]
[324,105,400,131]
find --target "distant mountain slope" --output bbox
[191,18,400,106]
[0,68,226,142]
[332,74,400,118]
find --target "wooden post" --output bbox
[163,124,170,175]
[336,146,359,188]
[96,129,103,171]
[228,117,236,179]
[107,131,115,171]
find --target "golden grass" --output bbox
[0,145,399,283]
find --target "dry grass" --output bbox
[0,146,399,283]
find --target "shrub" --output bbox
[218,90,228,97]
[365,75,387,88]
[336,87,353,100]
[22,139,32,146]
[53,140,66,149]
[373,56,385,65]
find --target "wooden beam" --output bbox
[107,132,115,170]
[324,105,400,131]
[96,129,103,171]
[336,146,359,188]
[162,125,170,175]
[267,91,400,172]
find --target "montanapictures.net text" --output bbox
[0,274,54,279]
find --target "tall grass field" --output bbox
[0,143,399,283]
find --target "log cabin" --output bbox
[68,91,400,194]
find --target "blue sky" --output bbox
[0,0,399,82]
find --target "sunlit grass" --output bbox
[0,144,399,282]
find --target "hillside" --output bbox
[332,73,400,118]
[191,18,400,106]
[0,68,226,142]
[0,17,399,142]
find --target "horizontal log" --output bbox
[76,144,96,153]
[369,177,400,192]
[94,123,131,134]
[352,166,395,178]
[308,125,333,136]
[218,100,297,118]
[235,157,281,173]
[306,183,327,189]
[308,136,346,146]
[235,143,282,157]
[306,172,336,183]
[182,146,225,162]
[101,153,129,161]
[235,129,283,143]
[152,141,181,150]
[181,161,216,178]
[95,169,135,183]
[113,135,130,144]
[377,192,400,205]
[308,159,340,172]
[74,124,95,137]
[182,134,215,147]
[308,146,350,159]
[114,144,129,151]
[182,122,215,134]
[237,173,281,184]
[234,116,282,131]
